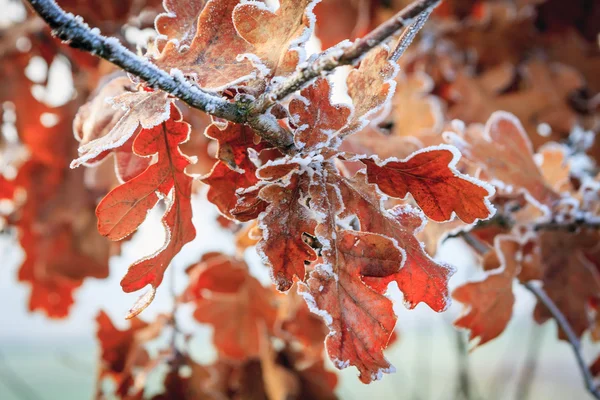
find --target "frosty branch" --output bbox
[250,0,441,115]
[24,0,295,148]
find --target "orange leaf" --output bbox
[343,46,398,135]
[453,236,521,346]
[233,0,317,78]
[446,111,560,210]
[186,254,277,360]
[361,145,494,223]
[154,0,256,90]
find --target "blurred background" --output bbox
[0,199,595,399]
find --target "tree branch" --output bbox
[533,217,600,232]
[522,282,600,400]
[250,0,441,114]
[26,0,439,150]
[24,0,295,149]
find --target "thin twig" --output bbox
[0,349,43,400]
[522,282,600,400]
[390,9,431,62]
[453,331,475,400]
[250,0,441,114]
[24,0,295,149]
[514,323,545,400]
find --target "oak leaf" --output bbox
[233,0,317,78]
[299,177,399,383]
[343,46,398,135]
[96,105,196,317]
[337,173,455,312]
[453,236,521,346]
[72,89,172,168]
[257,172,317,292]
[361,146,494,223]
[446,111,560,210]
[185,254,277,360]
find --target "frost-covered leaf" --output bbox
[342,46,398,135]
[453,236,520,346]
[154,0,208,50]
[337,172,455,312]
[73,76,151,181]
[299,173,399,384]
[446,111,560,210]
[153,0,256,90]
[289,77,351,150]
[361,146,494,223]
[257,171,317,292]
[233,0,318,78]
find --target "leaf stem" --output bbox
[522,282,600,400]
[250,0,440,114]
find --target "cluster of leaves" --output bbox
[1,0,600,397]
[95,253,338,399]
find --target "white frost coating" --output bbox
[537,122,551,137]
[237,53,271,79]
[333,358,350,369]
[341,44,400,138]
[71,92,173,169]
[450,118,466,134]
[569,125,595,152]
[371,365,397,381]
[298,284,333,326]
[366,144,497,225]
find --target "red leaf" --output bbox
[297,172,401,383]
[202,123,269,221]
[289,77,351,150]
[361,145,494,223]
[337,173,455,312]
[299,229,399,383]
[96,105,196,316]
